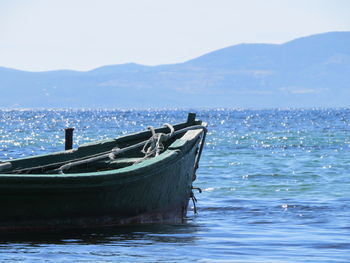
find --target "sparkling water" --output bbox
[0,109,349,262]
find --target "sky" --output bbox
[1,0,350,71]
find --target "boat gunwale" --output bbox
[0,127,205,189]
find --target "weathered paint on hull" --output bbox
[0,140,199,231]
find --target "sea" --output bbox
[0,109,349,262]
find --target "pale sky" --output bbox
[1,0,349,71]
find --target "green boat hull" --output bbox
[0,116,206,231]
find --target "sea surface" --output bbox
[0,109,349,262]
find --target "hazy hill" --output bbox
[1,31,349,108]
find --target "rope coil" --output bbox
[137,123,175,162]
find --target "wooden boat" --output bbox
[0,113,207,231]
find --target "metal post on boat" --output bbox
[65,128,74,150]
[187,113,196,124]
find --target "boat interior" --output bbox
[0,117,205,175]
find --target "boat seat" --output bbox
[92,158,144,170]
[0,162,12,173]
[110,158,143,165]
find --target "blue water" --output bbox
[0,109,350,262]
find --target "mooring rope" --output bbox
[142,123,174,157]
[133,123,175,164]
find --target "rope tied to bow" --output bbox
[138,123,175,161]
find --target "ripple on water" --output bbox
[1,109,350,262]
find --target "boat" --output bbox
[0,113,207,231]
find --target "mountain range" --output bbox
[1,31,349,108]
